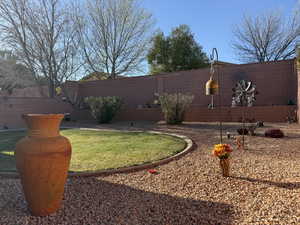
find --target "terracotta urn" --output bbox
[219,158,230,177]
[15,114,72,216]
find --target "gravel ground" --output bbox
[1,122,300,225]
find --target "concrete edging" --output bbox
[0,128,196,179]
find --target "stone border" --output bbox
[0,128,196,179]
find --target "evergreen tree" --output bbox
[147,25,209,74]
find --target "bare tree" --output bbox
[232,10,300,62]
[0,59,36,93]
[76,0,155,79]
[0,0,82,98]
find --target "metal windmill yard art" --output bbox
[232,80,257,107]
[232,80,258,149]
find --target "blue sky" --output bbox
[141,0,298,64]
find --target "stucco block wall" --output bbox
[76,59,296,108]
[0,97,72,128]
[69,59,297,123]
[113,105,296,123]
[0,59,296,128]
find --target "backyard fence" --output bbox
[0,59,298,128]
[0,97,72,128]
[73,59,297,108]
[69,59,298,123]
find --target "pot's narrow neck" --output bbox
[23,114,64,138]
[28,128,60,138]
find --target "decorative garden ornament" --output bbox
[15,114,72,216]
[205,48,233,177]
[205,77,218,96]
[232,80,257,107]
[212,144,233,177]
[219,158,230,177]
[232,80,258,149]
[236,136,243,150]
[205,48,223,142]
[205,57,219,109]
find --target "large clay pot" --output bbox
[15,114,72,216]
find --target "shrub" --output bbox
[85,96,122,123]
[256,121,264,127]
[237,128,249,135]
[158,93,194,125]
[265,129,284,138]
[247,124,257,136]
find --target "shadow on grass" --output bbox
[1,177,235,225]
[0,152,16,171]
[0,131,24,171]
[231,176,300,190]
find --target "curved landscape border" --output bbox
[0,128,197,179]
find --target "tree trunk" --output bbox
[49,79,55,98]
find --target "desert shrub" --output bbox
[237,128,249,135]
[265,129,284,138]
[158,93,194,125]
[85,96,122,123]
[247,124,257,136]
[256,121,264,127]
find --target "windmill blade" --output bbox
[247,87,256,93]
[245,81,252,91]
[236,81,244,90]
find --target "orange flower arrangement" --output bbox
[212,144,233,159]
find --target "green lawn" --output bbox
[0,129,186,172]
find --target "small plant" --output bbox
[247,124,257,136]
[237,128,249,135]
[158,93,194,125]
[212,144,233,159]
[286,109,297,123]
[287,100,295,105]
[85,96,122,123]
[256,121,264,127]
[265,129,284,138]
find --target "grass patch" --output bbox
[0,129,186,172]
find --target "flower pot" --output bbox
[15,114,72,216]
[219,158,230,177]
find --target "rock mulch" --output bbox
[1,122,300,225]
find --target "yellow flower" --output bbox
[212,143,233,159]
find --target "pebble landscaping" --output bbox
[1,122,300,225]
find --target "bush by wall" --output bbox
[265,129,284,138]
[158,93,194,125]
[85,96,122,123]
